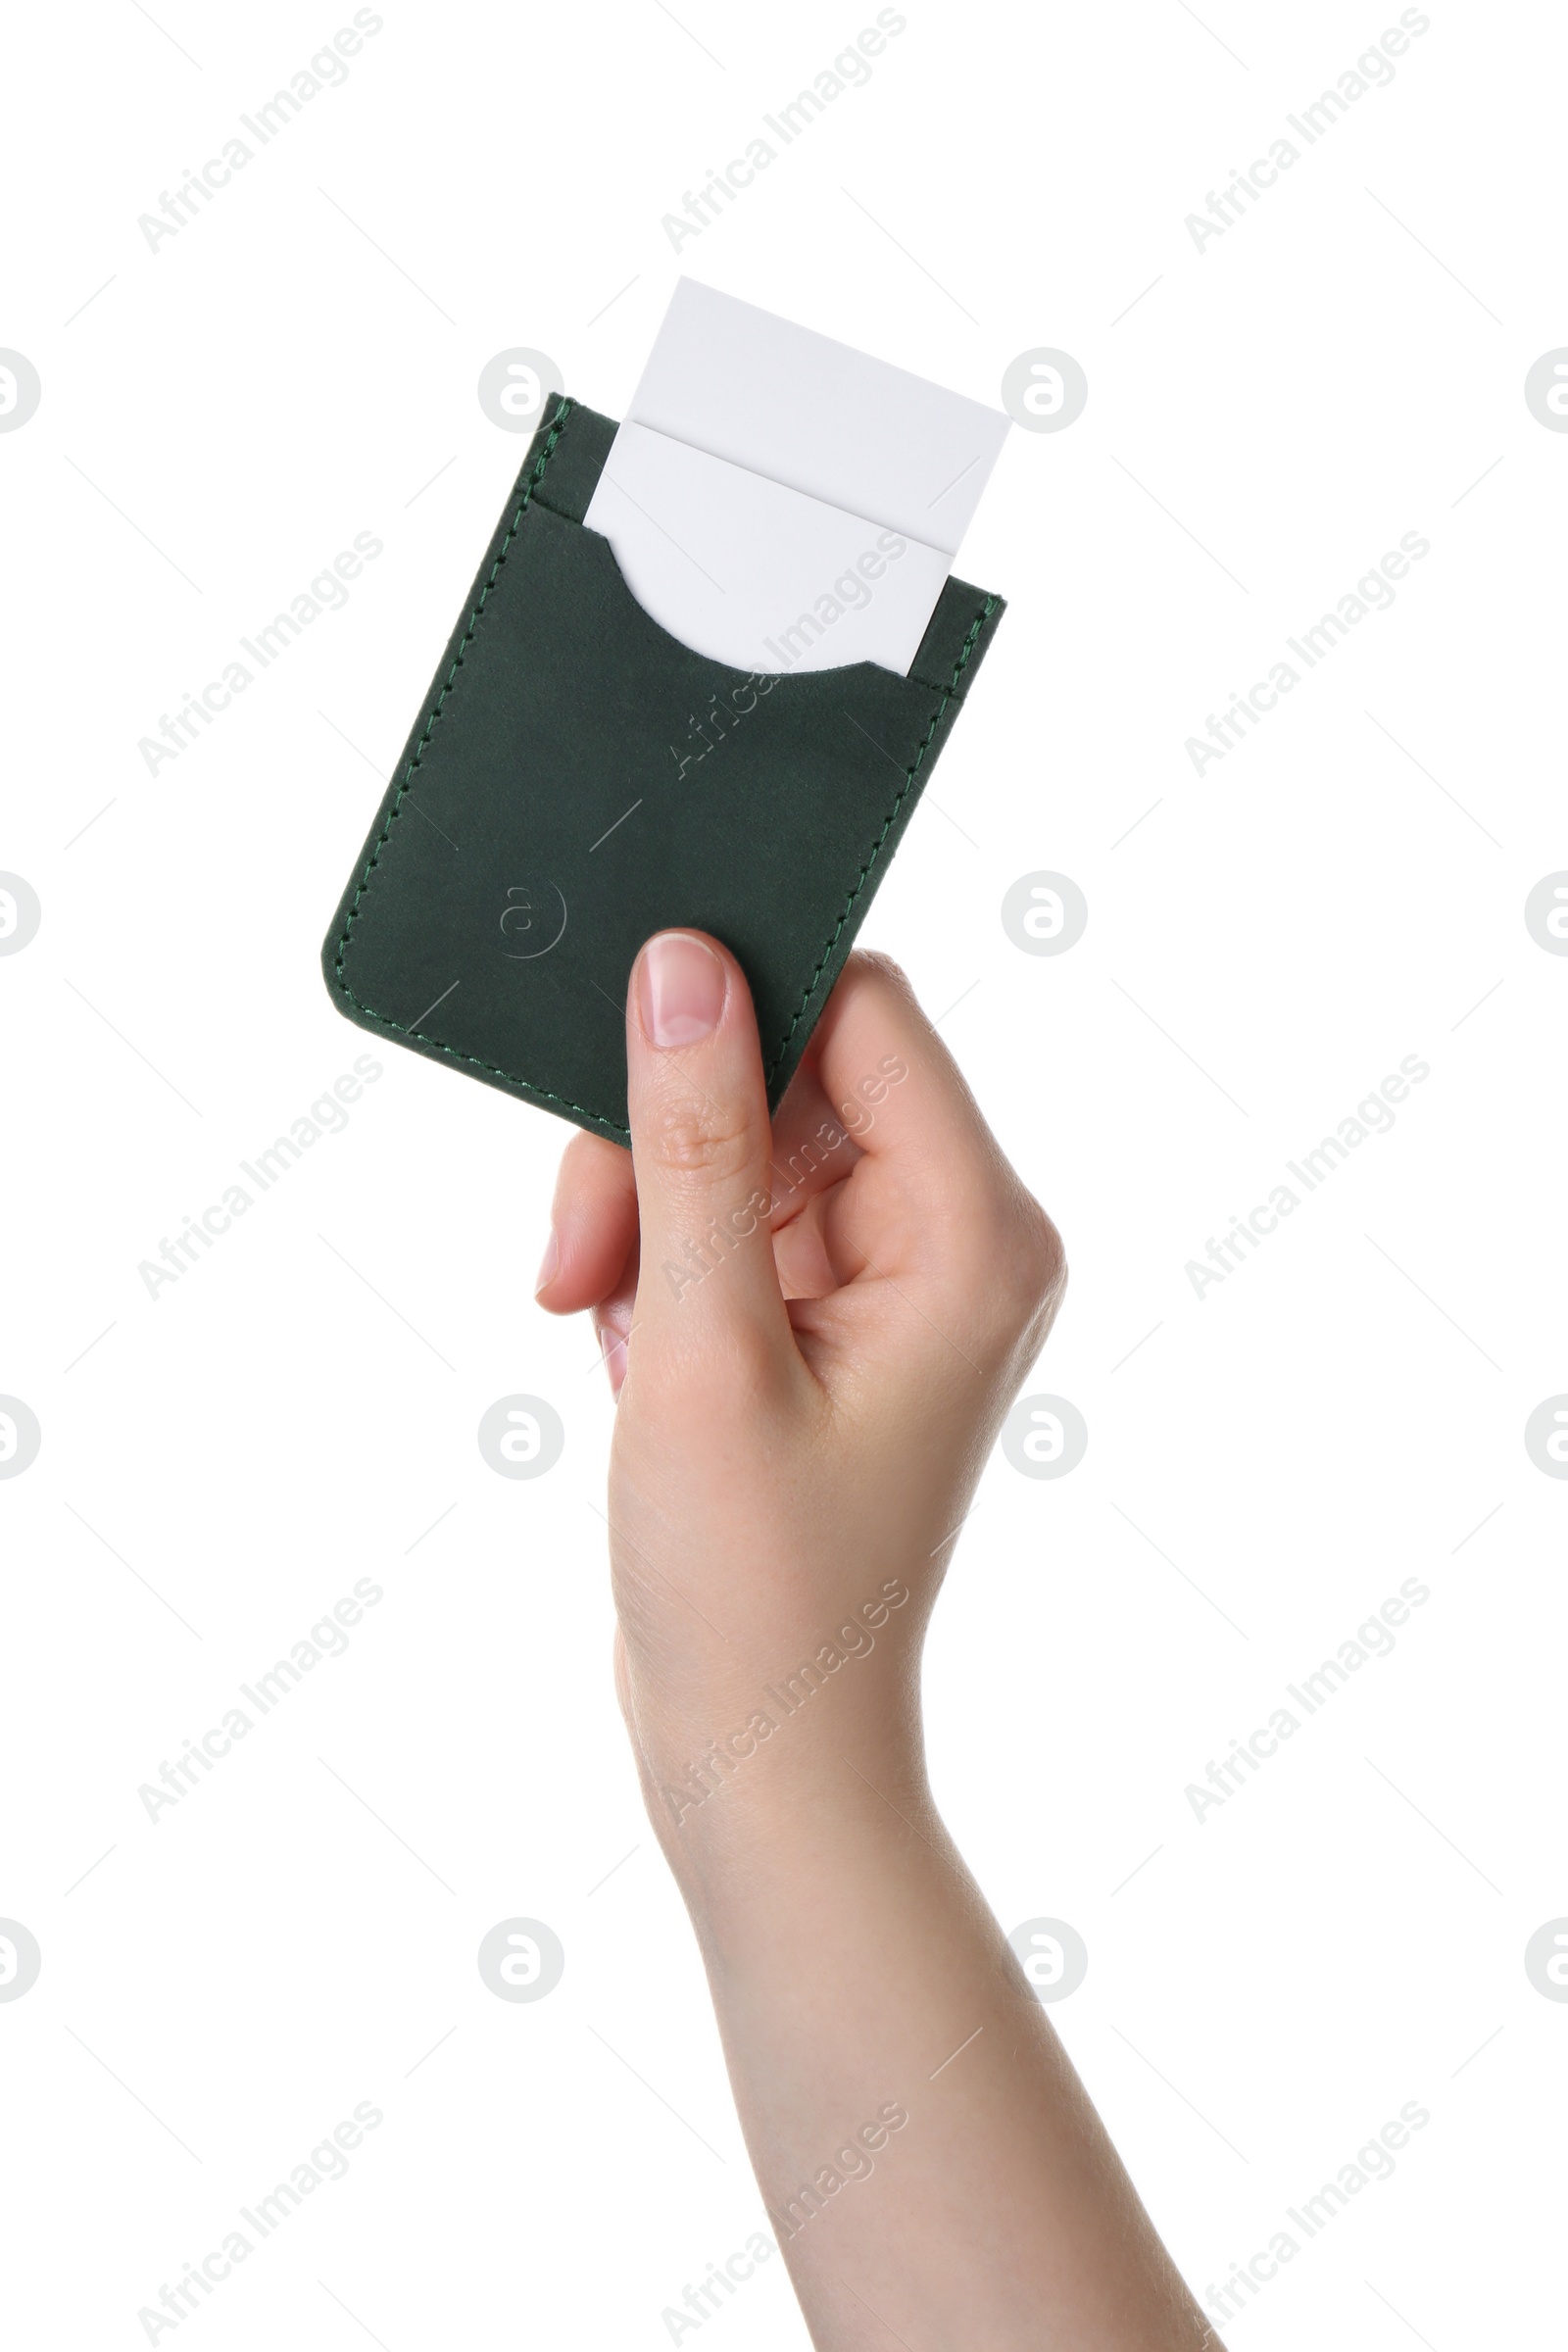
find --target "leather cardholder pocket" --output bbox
[320,397,1004,1144]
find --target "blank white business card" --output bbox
[585,421,952,675]
[582,281,1007,674]
[623,279,1009,553]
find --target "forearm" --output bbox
[644,1721,1218,2352]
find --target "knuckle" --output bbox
[1017,1194,1067,1304]
[967,1191,1065,1353]
[643,1094,754,1183]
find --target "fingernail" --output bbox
[638,933,725,1049]
[533,1228,560,1295]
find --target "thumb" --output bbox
[624,931,794,1359]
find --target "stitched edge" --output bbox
[328,401,996,1139]
[325,397,634,1140]
[761,594,999,1089]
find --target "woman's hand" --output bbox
[535,931,1064,1850]
[536,934,1214,2351]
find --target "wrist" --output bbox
[649,1728,960,1999]
[626,1670,931,1899]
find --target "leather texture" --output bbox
[321,396,1005,1144]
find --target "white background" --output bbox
[3,2,1564,2345]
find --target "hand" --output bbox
[535,931,1064,1857]
[537,936,1216,2351]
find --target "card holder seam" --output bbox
[324,396,637,1138]
[761,591,998,1090]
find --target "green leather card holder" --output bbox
[320,396,1004,1145]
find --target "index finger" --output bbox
[806,952,1015,1201]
